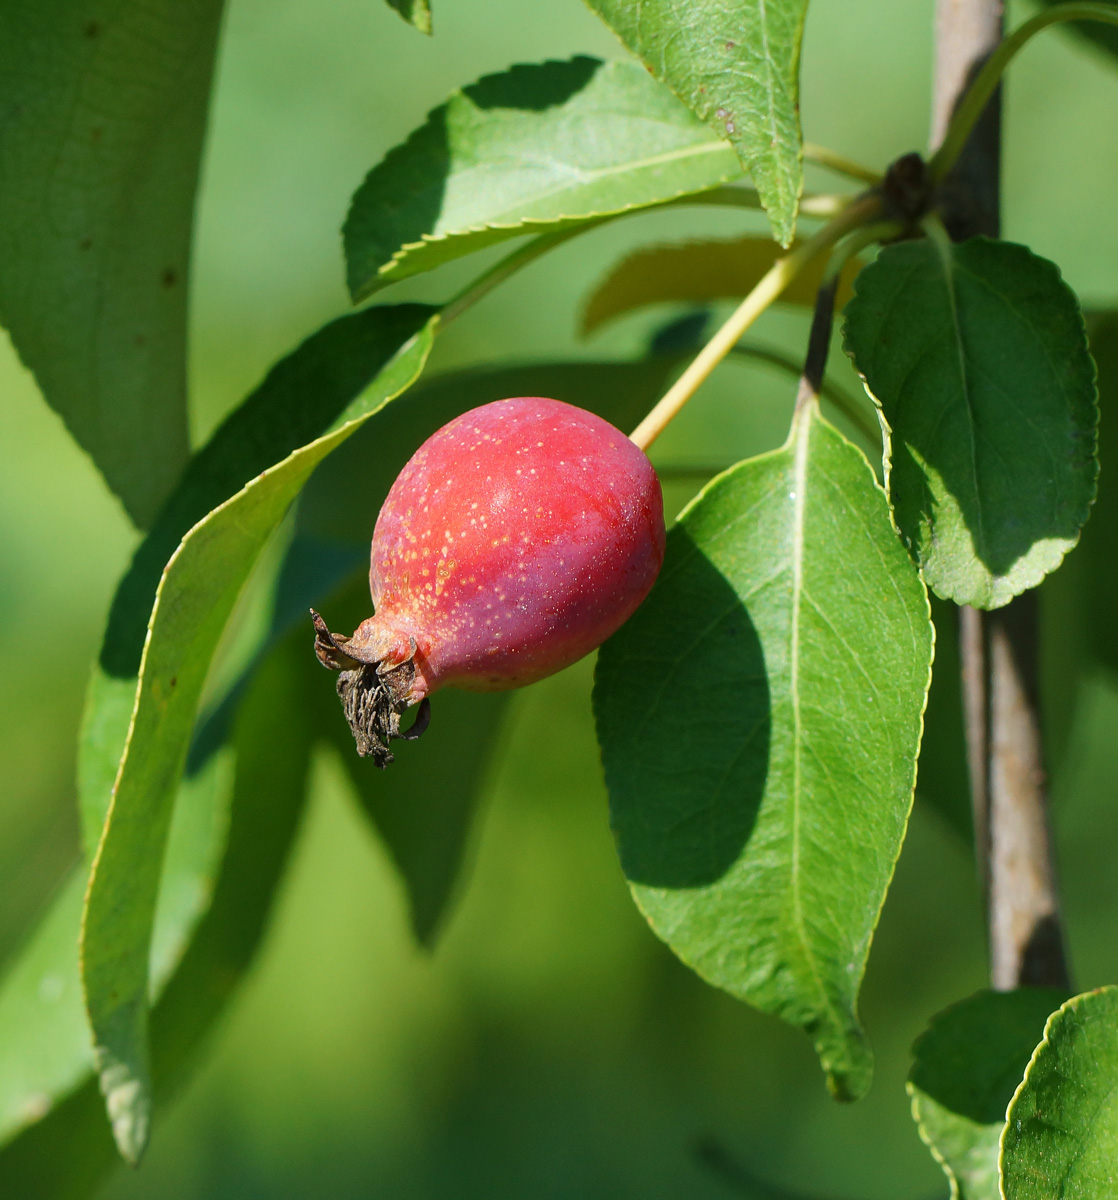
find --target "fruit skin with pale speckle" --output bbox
[312,396,665,765]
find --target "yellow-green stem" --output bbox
[628,193,884,451]
[931,3,1118,182]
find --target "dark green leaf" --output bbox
[0,748,233,1150]
[384,0,432,34]
[908,988,1068,1200]
[843,237,1098,610]
[916,597,972,843]
[580,237,862,336]
[584,0,808,244]
[1001,987,1118,1198]
[594,400,932,1099]
[343,57,745,301]
[312,574,508,944]
[1037,0,1118,61]
[80,312,439,1164]
[1071,313,1118,675]
[0,634,314,1197]
[0,0,225,527]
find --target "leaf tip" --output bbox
[821,1027,874,1103]
[99,1057,152,1165]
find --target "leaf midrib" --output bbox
[437,138,737,232]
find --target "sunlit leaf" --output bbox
[594,399,932,1099]
[843,237,1098,610]
[0,0,225,527]
[584,0,808,244]
[344,57,747,300]
[80,311,439,1164]
[908,988,1068,1200]
[581,236,863,336]
[1001,987,1118,1198]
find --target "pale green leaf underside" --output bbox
[580,235,861,335]
[79,313,439,1164]
[843,237,1098,610]
[594,401,932,1099]
[907,988,1068,1200]
[1001,987,1118,1199]
[584,0,808,245]
[0,0,224,527]
[344,56,744,300]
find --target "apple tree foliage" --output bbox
[1,0,1117,1195]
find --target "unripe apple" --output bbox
[312,396,665,765]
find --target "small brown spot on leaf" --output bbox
[161,267,178,288]
[84,20,101,38]
[79,236,93,251]
[170,676,177,688]
[725,40,736,50]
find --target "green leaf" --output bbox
[384,0,432,34]
[843,237,1098,610]
[594,399,933,1099]
[343,57,745,301]
[80,311,439,1164]
[584,0,808,245]
[0,747,233,1150]
[908,988,1068,1200]
[78,298,434,929]
[0,0,225,528]
[1071,313,1118,676]
[581,236,861,337]
[1001,987,1118,1198]
[915,597,972,843]
[1037,0,1118,61]
[0,633,314,1197]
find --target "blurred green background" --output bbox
[2,0,1117,1195]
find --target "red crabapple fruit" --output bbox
[311,396,665,766]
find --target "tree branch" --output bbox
[931,0,1071,991]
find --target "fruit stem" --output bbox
[930,3,1118,184]
[629,192,884,451]
[803,142,882,186]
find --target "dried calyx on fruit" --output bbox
[311,396,666,766]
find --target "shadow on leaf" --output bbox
[598,527,770,889]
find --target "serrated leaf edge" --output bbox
[840,239,1101,611]
[344,55,745,300]
[617,403,933,1096]
[996,985,1118,1199]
